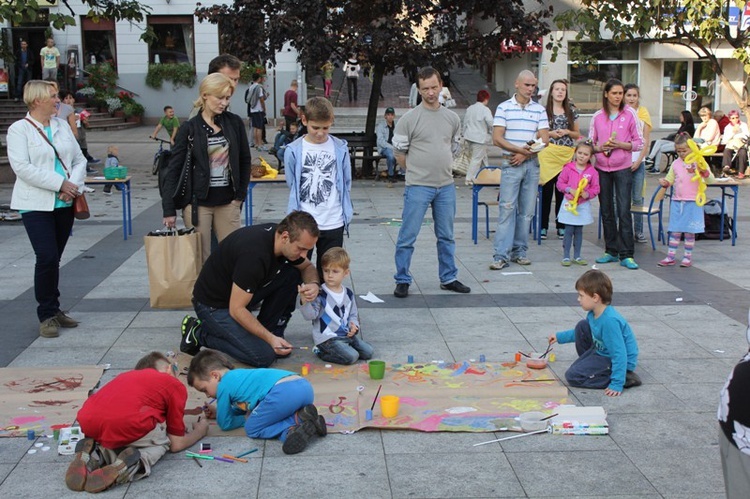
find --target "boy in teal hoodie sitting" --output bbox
[548,269,641,396]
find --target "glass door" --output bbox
[661,60,717,126]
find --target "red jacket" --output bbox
[556,160,600,203]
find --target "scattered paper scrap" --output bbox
[359,292,384,304]
[675,297,683,302]
[501,271,532,276]
[715,350,726,353]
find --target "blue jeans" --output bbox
[492,158,540,261]
[394,184,458,285]
[245,378,314,441]
[631,161,645,235]
[316,336,374,365]
[380,147,396,176]
[16,67,31,99]
[599,167,634,259]
[564,320,612,389]
[22,208,75,321]
[193,265,301,367]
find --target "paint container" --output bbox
[53,429,60,442]
[407,355,414,363]
[479,354,486,363]
[526,358,548,370]
[365,409,373,421]
[519,411,548,432]
[368,360,386,380]
[380,395,400,418]
[515,352,522,362]
[301,364,309,376]
[549,353,556,362]
[27,430,35,441]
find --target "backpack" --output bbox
[697,200,733,240]
[244,83,261,110]
[345,61,359,78]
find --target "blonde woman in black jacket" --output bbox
[162,73,252,263]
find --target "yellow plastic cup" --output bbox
[380,395,400,418]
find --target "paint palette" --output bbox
[57,426,84,455]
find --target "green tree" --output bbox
[196,0,553,137]
[3,1,152,38]
[553,0,750,119]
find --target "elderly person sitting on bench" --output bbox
[721,110,750,179]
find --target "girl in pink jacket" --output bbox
[588,79,644,270]
[556,140,600,266]
[657,133,715,267]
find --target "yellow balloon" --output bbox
[565,177,589,216]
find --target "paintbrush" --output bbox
[192,457,203,468]
[539,413,559,421]
[370,384,382,411]
[519,379,556,382]
[274,346,311,350]
[235,448,258,458]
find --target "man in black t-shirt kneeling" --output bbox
[180,211,321,367]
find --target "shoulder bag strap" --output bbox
[24,117,70,178]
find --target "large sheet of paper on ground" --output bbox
[175,355,569,435]
[0,366,104,437]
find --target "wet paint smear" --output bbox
[5,375,84,394]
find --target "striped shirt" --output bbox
[493,95,549,149]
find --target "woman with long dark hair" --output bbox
[538,79,580,240]
[588,79,644,270]
[645,110,695,174]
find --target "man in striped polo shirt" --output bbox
[490,70,549,270]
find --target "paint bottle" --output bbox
[27,430,35,441]
[514,352,522,362]
[365,409,373,421]
[479,354,486,363]
[549,353,556,362]
[301,364,309,376]
[407,355,414,363]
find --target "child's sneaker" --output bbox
[180,315,202,356]
[680,258,692,268]
[557,228,565,239]
[282,421,316,454]
[624,370,642,389]
[635,233,647,243]
[573,257,588,266]
[561,258,571,267]
[296,404,327,437]
[658,258,675,267]
[84,447,140,493]
[65,438,97,491]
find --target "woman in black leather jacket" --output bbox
[162,72,251,263]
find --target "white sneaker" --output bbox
[82,186,95,193]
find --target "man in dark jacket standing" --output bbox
[15,40,34,100]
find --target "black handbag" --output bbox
[172,135,197,223]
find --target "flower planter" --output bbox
[113,110,125,118]
[126,115,142,124]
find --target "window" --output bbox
[81,17,116,70]
[147,15,194,66]
[567,42,639,114]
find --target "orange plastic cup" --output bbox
[380,395,400,418]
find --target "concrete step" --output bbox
[87,121,139,131]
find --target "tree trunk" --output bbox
[716,70,750,122]
[361,62,385,177]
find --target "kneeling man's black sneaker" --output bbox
[180,315,202,356]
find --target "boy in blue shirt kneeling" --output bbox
[548,269,641,396]
[187,349,326,454]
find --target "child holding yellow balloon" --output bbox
[556,140,600,266]
[657,133,715,267]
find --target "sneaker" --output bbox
[561,258,571,267]
[82,186,95,193]
[440,280,471,293]
[66,438,96,491]
[658,257,675,267]
[39,317,60,338]
[647,168,661,175]
[84,447,140,493]
[680,258,692,268]
[624,370,642,389]
[55,311,79,328]
[86,168,98,176]
[393,283,409,298]
[268,147,277,155]
[489,259,509,270]
[282,421,316,454]
[511,256,532,265]
[88,158,101,165]
[620,257,639,270]
[557,228,565,239]
[540,229,547,240]
[644,158,655,168]
[295,404,327,437]
[180,315,202,356]
[635,233,647,244]
[595,254,619,264]
[573,257,588,266]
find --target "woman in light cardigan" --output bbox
[7,80,87,338]
[588,78,644,270]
